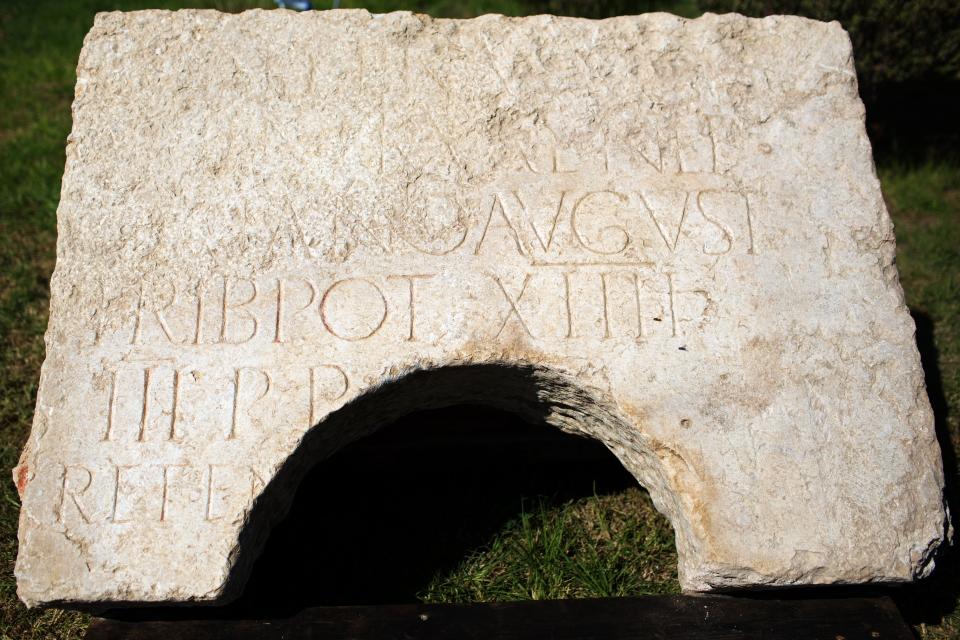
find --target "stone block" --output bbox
[14,9,949,606]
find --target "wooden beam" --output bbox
[86,594,913,639]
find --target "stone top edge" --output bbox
[90,7,847,35]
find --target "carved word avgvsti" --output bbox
[293,184,756,262]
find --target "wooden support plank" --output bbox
[85,594,913,639]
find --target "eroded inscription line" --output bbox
[193,281,206,345]
[632,272,644,339]
[274,279,285,344]
[137,368,152,443]
[104,371,118,442]
[274,277,317,344]
[221,277,259,344]
[493,273,534,338]
[133,282,180,345]
[111,464,135,523]
[668,273,678,338]
[531,261,655,268]
[600,272,612,340]
[563,271,575,339]
[387,274,433,342]
[169,369,182,441]
[57,465,92,524]
[204,464,216,521]
[309,365,349,426]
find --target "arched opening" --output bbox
[221,404,679,616]
[212,363,690,613]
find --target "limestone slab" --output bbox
[14,9,949,606]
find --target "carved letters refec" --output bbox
[52,462,265,525]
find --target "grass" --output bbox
[0,0,958,638]
[421,489,679,603]
[882,160,960,458]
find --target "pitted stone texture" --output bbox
[14,9,948,606]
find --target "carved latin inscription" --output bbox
[104,364,350,444]
[120,267,706,349]
[52,463,265,525]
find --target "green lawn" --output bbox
[1,1,958,638]
[418,488,679,604]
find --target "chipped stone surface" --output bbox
[14,8,949,607]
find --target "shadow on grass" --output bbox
[104,404,640,620]
[869,81,960,167]
[889,311,959,629]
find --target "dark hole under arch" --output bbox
[230,404,654,616]
[103,403,679,621]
